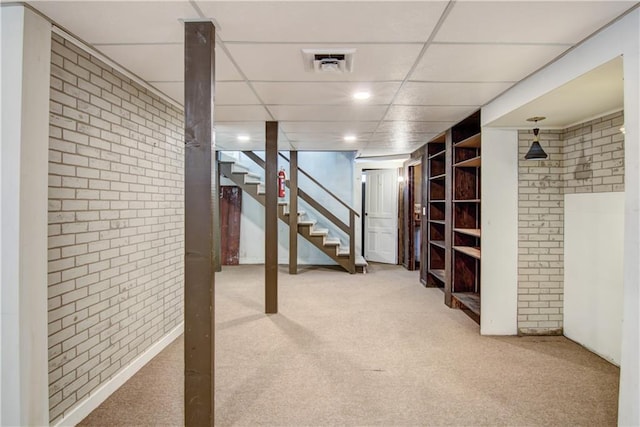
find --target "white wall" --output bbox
[483,9,639,425]
[564,192,624,365]
[480,129,519,335]
[0,5,51,425]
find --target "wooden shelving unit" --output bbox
[425,133,448,289]
[420,111,481,324]
[451,112,481,323]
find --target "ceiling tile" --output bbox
[385,105,478,122]
[435,1,637,44]
[29,1,198,44]
[290,141,365,152]
[280,122,380,133]
[286,133,374,144]
[268,105,387,122]
[149,82,183,105]
[368,132,434,144]
[155,82,263,106]
[225,43,423,82]
[376,121,455,134]
[412,43,570,82]
[216,82,262,105]
[96,43,242,84]
[251,82,401,105]
[215,122,266,135]
[395,81,513,106]
[215,106,272,122]
[196,1,448,43]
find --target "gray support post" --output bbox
[184,21,216,426]
[289,151,298,274]
[265,122,279,313]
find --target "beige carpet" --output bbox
[80,263,619,426]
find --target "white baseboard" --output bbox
[53,323,184,427]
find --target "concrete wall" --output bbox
[47,33,184,423]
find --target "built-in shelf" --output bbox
[430,240,445,249]
[454,156,481,168]
[454,133,481,148]
[452,292,480,322]
[454,228,481,238]
[422,112,480,323]
[428,150,445,159]
[429,269,445,283]
[454,246,481,259]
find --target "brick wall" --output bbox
[47,33,184,422]
[517,111,625,335]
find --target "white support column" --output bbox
[619,9,640,426]
[480,128,519,335]
[1,5,51,425]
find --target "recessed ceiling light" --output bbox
[353,91,371,100]
[237,135,250,142]
[344,135,357,142]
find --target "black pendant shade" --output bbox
[524,117,548,160]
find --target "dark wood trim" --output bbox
[420,153,428,285]
[444,129,453,307]
[184,20,215,427]
[265,122,278,314]
[214,151,221,272]
[289,151,298,275]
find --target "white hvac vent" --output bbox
[302,48,355,73]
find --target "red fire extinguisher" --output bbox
[278,168,286,198]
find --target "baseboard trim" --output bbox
[53,322,184,427]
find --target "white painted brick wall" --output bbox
[517,111,625,335]
[47,33,184,422]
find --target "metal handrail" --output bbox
[278,152,360,218]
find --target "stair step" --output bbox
[298,220,316,227]
[324,238,340,246]
[284,211,306,217]
[309,228,328,237]
[337,247,350,256]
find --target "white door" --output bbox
[364,169,398,264]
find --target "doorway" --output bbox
[220,185,242,265]
[363,169,398,264]
[403,161,422,271]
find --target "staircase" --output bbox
[219,153,367,273]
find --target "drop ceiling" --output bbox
[25,0,638,156]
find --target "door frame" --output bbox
[353,158,407,263]
[402,158,422,271]
[362,168,400,264]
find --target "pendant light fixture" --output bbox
[524,116,548,160]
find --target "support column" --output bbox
[289,151,298,274]
[265,122,279,313]
[184,21,216,426]
[1,6,51,425]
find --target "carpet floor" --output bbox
[79,263,619,426]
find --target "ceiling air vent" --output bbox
[302,48,355,73]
